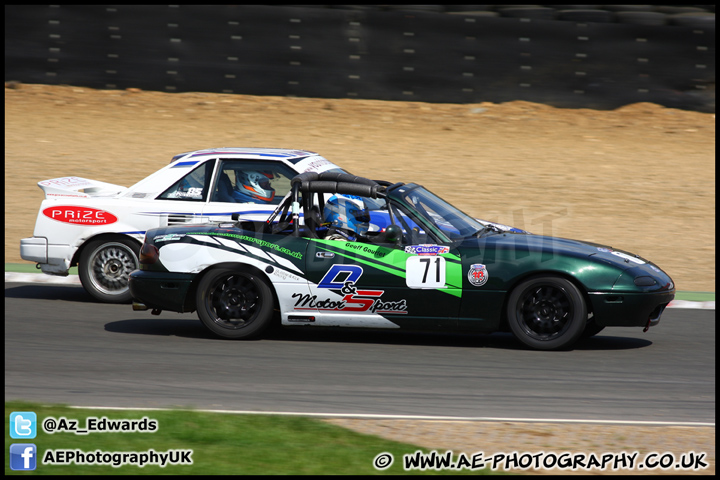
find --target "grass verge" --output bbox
[6,401,491,475]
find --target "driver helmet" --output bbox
[323,195,370,236]
[233,170,275,203]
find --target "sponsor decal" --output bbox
[340,242,390,257]
[39,177,92,188]
[597,246,646,264]
[153,233,186,243]
[42,206,118,225]
[296,155,334,172]
[611,251,646,264]
[288,315,315,323]
[404,244,450,256]
[468,263,489,287]
[45,193,89,198]
[269,268,303,282]
[293,265,407,314]
[186,232,303,259]
[175,187,203,198]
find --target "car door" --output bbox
[301,200,463,331]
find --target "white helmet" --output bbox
[233,170,275,202]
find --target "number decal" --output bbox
[406,256,445,288]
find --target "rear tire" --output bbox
[196,267,274,339]
[79,237,140,303]
[507,275,587,350]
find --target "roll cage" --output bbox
[244,171,453,245]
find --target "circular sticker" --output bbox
[468,263,488,287]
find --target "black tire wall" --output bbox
[5,5,715,112]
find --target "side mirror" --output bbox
[385,224,402,243]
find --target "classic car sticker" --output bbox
[293,264,408,314]
[468,263,489,287]
[404,244,450,255]
[42,206,118,226]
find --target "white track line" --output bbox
[65,405,714,427]
[6,272,81,284]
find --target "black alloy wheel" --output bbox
[507,275,587,350]
[196,268,274,339]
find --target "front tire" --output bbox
[507,275,587,350]
[581,320,605,338]
[196,268,274,339]
[79,237,140,303]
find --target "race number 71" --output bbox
[406,256,446,288]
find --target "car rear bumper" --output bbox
[588,290,675,328]
[20,237,48,263]
[128,269,196,313]
[20,237,73,274]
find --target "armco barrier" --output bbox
[4,5,715,112]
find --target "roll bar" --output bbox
[291,172,381,199]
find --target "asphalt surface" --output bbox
[5,281,715,424]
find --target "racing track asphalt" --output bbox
[4,281,715,425]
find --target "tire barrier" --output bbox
[4,5,715,112]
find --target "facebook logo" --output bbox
[10,444,37,471]
[10,411,37,439]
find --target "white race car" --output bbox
[20,148,347,303]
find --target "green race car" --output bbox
[129,171,675,350]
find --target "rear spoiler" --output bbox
[37,176,128,199]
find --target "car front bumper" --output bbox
[588,290,675,328]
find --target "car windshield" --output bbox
[388,184,483,240]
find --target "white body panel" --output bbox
[20,148,344,276]
[156,237,401,329]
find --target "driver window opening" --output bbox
[211,160,295,205]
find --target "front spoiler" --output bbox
[588,290,675,328]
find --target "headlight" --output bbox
[633,276,657,287]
